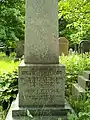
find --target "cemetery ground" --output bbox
[0,52,90,120]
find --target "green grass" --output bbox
[59,53,90,74]
[0,52,20,74]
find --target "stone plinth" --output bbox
[6,96,72,120]
[25,0,59,64]
[19,61,65,107]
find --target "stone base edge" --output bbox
[12,107,70,117]
[6,96,73,120]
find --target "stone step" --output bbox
[6,96,72,120]
[83,71,90,80]
[72,83,85,100]
[78,75,90,90]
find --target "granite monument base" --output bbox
[6,61,72,120]
[19,61,65,107]
[6,96,71,120]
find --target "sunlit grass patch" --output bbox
[0,52,20,74]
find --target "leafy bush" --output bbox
[0,70,18,119]
[68,92,90,120]
[60,53,90,97]
[60,53,90,120]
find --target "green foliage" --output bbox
[0,106,6,120]
[0,0,90,48]
[0,52,19,119]
[60,53,90,74]
[67,112,77,120]
[60,53,90,97]
[0,71,18,108]
[58,0,90,44]
[0,0,25,48]
[68,92,90,120]
[0,70,18,119]
[60,53,90,120]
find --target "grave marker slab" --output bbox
[15,40,24,58]
[59,37,68,56]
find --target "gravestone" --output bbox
[6,0,71,120]
[72,71,90,100]
[15,40,24,58]
[79,40,90,53]
[59,37,69,56]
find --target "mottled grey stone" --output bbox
[72,71,90,99]
[83,71,90,80]
[6,0,71,119]
[24,0,59,64]
[6,96,71,120]
[78,76,90,89]
[19,61,65,107]
[15,40,24,58]
[72,83,85,100]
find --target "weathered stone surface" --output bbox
[24,0,59,64]
[6,0,71,119]
[78,76,90,89]
[59,37,68,56]
[15,40,24,58]
[19,61,65,107]
[72,83,85,100]
[6,96,71,120]
[83,71,90,80]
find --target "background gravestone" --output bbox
[15,40,24,58]
[79,40,90,53]
[72,71,90,100]
[59,37,69,56]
